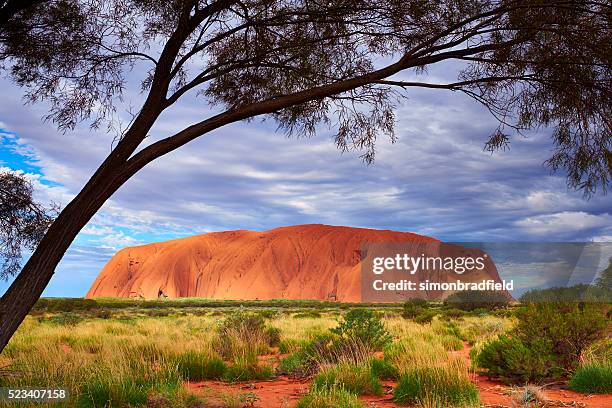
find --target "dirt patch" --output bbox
[187,376,309,408]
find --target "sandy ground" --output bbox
[187,345,612,408]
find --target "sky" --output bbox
[0,61,611,297]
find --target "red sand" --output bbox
[187,343,611,407]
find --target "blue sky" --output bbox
[0,61,611,297]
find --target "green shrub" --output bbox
[265,327,281,347]
[442,308,468,320]
[401,298,428,319]
[293,311,322,319]
[278,338,306,354]
[414,310,437,324]
[393,367,479,407]
[216,310,270,358]
[147,309,171,317]
[219,310,266,335]
[223,360,273,382]
[173,351,227,381]
[441,335,464,351]
[444,290,510,311]
[370,358,399,380]
[295,384,364,408]
[47,312,84,326]
[520,284,612,303]
[312,362,382,396]
[475,335,557,382]
[278,334,336,377]
[331,309,391,350]
[569,364,612,394]
[475,302,608,383]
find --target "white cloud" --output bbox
[515,212,612,236]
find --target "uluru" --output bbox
[86,224,506,302]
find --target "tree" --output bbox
[0,0,610,351]
[0,0,48,26]
[0,171,55,278]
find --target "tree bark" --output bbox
[0,102,160,352]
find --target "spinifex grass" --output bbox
[295,384,365,408]
[312,361,383,396]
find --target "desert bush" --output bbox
[414,310,437,324]
[475,302,608,382]
[370,358,399,380]
[312,361,383,396]
[393,364,479,407]
[91,309,112,319]
[265,326,281,347]
[147,309,171,317]
[440,335,464,351]
[223,352,273,382]
[46,312,84,326]
[293,310,322,319]
[441,308,468,320]
[401,299,428,319]
[475,334,556,382]
[278,333,374,377]
[257,309,279,319]
[569,364,612,394]
[173,351,227,381]
[331,309,391,350]
[295,384,364,408]
[215,311,269,358]
[520,284,612,303]
[444,290,510,311]
[278,338,307,354]
[78,361,182,408]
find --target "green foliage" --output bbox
[393,367,479,407]
[278,334,336,377]
[475,335,557,383]
[293,310,322,319]
[312,362,383,396]
[331,309,391,350]
[46,312,84,326]
[441,335,465,351]
[278,338,307,354]
[173,351,227,381]
[223,360,273,382]
[295,385,364,408]
[520,284,612,303]
[216,310,269,358]
[219,310,266,335]
[444,290,510,311]
[265,326,281,347]
[370,358,399,380]
[414,310,437,324]
[475,302,608,382]
[441,308,468,320]
[569,364,612,394]
[78,368,182,408]
[401,298,429,319]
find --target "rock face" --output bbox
[86,224,505,301]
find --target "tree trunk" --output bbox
[0,164,123,352]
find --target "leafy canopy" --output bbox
[0,171,55,278]
[0,0,609,195]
